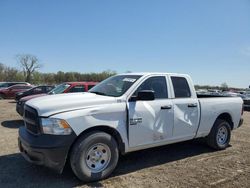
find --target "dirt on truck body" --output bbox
[0,99,250,188]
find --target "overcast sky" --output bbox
[0,0,250,88]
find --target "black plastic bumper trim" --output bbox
[18,127,77,173]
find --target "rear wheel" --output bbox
[70,131,119,182]
[206,119,231,150]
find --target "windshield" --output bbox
[48,83,70,94]
[0,83,9,88]
[89,75,142,97]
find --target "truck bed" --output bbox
[196,96,243,138]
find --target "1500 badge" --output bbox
[129,118,142,125]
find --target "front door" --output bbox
[128,76,174,147]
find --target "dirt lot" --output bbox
[0,99,250,188]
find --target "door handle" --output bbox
[188,103,198,108]
[161,105,172,110]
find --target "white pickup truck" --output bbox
[18,73,244,182]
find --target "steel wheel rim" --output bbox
[85,143,111,173]
[216,126,228,146]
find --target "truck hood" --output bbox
[25,92,117,117]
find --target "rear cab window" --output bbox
[171,76,191,98]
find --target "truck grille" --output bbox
[24,105,40,134]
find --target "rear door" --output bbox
[128,75,174,147]
[170,76,200,139]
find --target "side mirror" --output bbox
[137,90,155,101]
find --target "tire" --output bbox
[206,119,231,150]
[70,131,119,182]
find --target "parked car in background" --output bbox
[0,82,31,89]
[242,94,250,111]
[0,84,34,99]
[222,91,239,97]
[16,82,98,116]
[15,85,55,101]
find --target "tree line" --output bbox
[0,62,116,85]
[0,54,246,90]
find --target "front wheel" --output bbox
[206,119,231,150]
[70,131,119,182]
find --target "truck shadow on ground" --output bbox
[0,140,215,188]
[1,120,24,129]
[7,100,17,103]
[114,140,215,174]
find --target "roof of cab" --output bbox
[118,72,190,77]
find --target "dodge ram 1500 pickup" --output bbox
[18,73,244,182]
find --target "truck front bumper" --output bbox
[18,127,76,173]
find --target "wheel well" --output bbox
[216,113,234,130]
[70,125,125,155]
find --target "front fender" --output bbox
[51,102,129,151]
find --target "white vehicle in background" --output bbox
[18,72,244,182]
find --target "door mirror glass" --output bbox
[137,90,155,101]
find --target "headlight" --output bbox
[40,118,72,135]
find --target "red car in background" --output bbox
[16,82,98,116]
[0,84,34,99]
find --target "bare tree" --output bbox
[221,82,228,91]
[17,54,42,82]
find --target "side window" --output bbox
[171,77,191,98]
[68,85,85,93]
[9,83,18,87]
[46,86,54,92]
[33,87,43,94]
[134,76,168,99]
[88,85,95,90]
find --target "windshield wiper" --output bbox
[89,91,106,96]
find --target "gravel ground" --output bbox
[0,99,250,188]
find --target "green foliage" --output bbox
[0,63,116,85]
[0,63,26,82]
